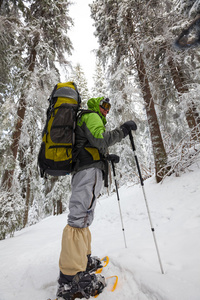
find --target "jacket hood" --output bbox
[87,97,107,125]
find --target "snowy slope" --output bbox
[0,162,200,300]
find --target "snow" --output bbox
[0,162,200,300]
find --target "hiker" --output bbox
[57,97,137,299]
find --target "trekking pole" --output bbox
[129,132,164,274]
[107,155,127,248]
[111,160,127,248]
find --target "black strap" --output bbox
[103,159,109,187]
[51,125,73,130]
[74,109,108,184]
[77,109,100,121]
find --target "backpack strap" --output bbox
[73,82,81,106]
[77,108,99,120]
[74,109,108,186]
[42,84,58,138]
[73,109,97,169]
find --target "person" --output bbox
[56,97,137,300]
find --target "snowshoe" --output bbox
[57,271,106,300]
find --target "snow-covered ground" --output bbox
[0,161,200,300]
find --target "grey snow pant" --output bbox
[59,167,103,276]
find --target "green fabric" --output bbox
[77,112,105,140]
[77,97,107,141]
[87,97,107,125]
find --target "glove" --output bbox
[106,154,120,163]
[120,120,137,138]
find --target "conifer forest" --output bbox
[0,0,200,240]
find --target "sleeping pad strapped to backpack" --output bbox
[38,82,81,177]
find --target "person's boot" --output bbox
[56,271,106,300]
[56,272,79,300]
[86,254,103,272]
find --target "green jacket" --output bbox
[74,97,124,173]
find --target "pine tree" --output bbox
[70,63,90,107]
[0,0,73,238]
[91,58,108,97]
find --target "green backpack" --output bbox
[38,81,81,177]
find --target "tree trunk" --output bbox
[1,32,39,191]
[45,177,59,215]
[1,94,26,190]
[57,200,63,215]
[168,57,200,131]
[135,52,168,183]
